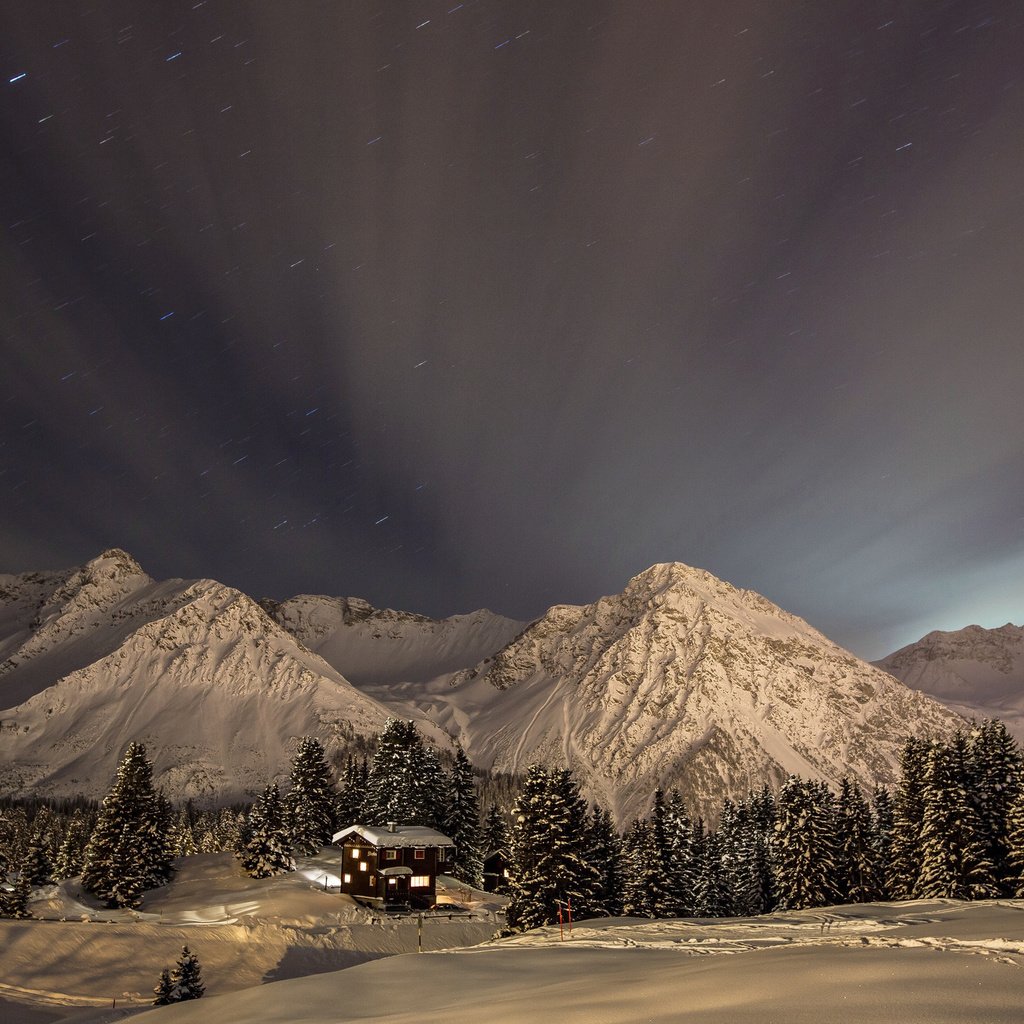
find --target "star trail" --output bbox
[1,1,1022,658]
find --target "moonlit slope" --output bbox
[127,901,1024,1024]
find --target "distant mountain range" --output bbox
[0,549,976,819]
[876,623,1024,741]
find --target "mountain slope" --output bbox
[263,594,526,686]
[876,623,1024,739]
[0,550,391,802]
[370,563,967,822]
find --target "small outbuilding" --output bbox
[332,822,455,909]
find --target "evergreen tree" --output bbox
[239,783,295,878]
[285,737,338,855]
[621,819,659,917]
[482,803,511,857]
[0,871,33,919]
[54,811,90,880]
[692,830,730,917]
[81,742,173,907]
[364,720,446,827]
[153,968,174,1006]
[916,738,997,899]
[169,946,205,1001]
[1005,778,1024,897]
[772,776,839,910]
[442,746,483,887]
[20,827,53,888]
[888,738,928,898]
[336,755,369,827]
[588,805,625,916]
[837,779,880,903]
[872,785,895,900]
[967,720,1021,894]
[505,766,598,930]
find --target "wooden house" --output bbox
[332,823,455,909]
[482,849,510,893]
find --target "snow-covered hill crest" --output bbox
[0,553,391,803]
[876,623,1024,739]
[381,563,966,821]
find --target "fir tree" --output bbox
[20,828,53,888]
[169,946,205,1001]
[621,819,659,917]
[588,805,625,916]
[153,968,174,1006]
[1005,778,1024,897]
[967,720,1021,894]
[1,871,33,919]
[285,737,338,855]
[772,776,839,910]
[364,720,446,827]
[888,738,928,899]
[81,742,173,907]
[837,779,880,903]
[53,811,90,880]
[872,785,895,900]
[336,755,369,827]
[692,831,730,917]
[506,766,554,930]
[916,738,997,899]
[442,746,483,887]
[239,783,295,878]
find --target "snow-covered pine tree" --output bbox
[81,742,173,907]
[692,830,730,918]
[916,737,997,899]
[872,785,894,900]
[20,827,53,888]
[482,802,511,857]
[153,968,174,1006]
[771,776,840,910]
[621,819,659,917]
[53,810,91,880]
[888,738,928,899]
[441,745,483,887]
[336,755,369,827]
[546,768,601,920]
[506,765,554,931]
[588,805,625,916]
[0,871,33,919]
[171,808,199,857]
[966,720,1021,895]
[285,737,338,855]
[1005,778,1024,897]
[0,806,28,879]
[239,783,295,879]
[837,778,880,903]
[169,946,205,1001]
[363,720,445,827]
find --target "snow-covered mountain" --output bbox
[0,550,391,802]
[876,623,1024,740]
[261,594,526,686]
[361,563,967,822]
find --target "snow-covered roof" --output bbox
[332,824,454,848]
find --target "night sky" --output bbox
[2,2,1023,660]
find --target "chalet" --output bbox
[482,849,510,893]
[332,823,455,909]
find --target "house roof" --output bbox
[332,824,455,848]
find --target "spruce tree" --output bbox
[916,738,997,899]
[81,742,173,907]
[1,871,33,919]
[169,946,205,1001]
[772,776,839,910]
[621,819,659,917]
[967,720,1021,894]
[442,746,483,887]
[888,738,928,898]
[506,766,554,930]
[285,737,338,855]
[20,827,53,888]
[692,830,729,917]
[837,779,880,903]
[1005,778,1024,897]
[364,720,445,827]
[153,968,174,1006]
[239,783,295,878]
[336,755,369,827]
[588,805,625,916]
[872,785,895,900]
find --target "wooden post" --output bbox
[418,912,423,952]
[567,897,573,934]
[558,903,564,941]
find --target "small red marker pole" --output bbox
[567,898,573,935]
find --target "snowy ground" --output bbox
[4,859,1024,1024]
[0,852,502,1024]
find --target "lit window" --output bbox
[343,873,351,884]
[388,878,397,886]
[414,849,425,860]
[410,875,430,888]
[350,848,360,859]
[369,876,375,885]
[359,861,368,872]
[385,849,397,860]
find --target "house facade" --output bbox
[332,823,455,909]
